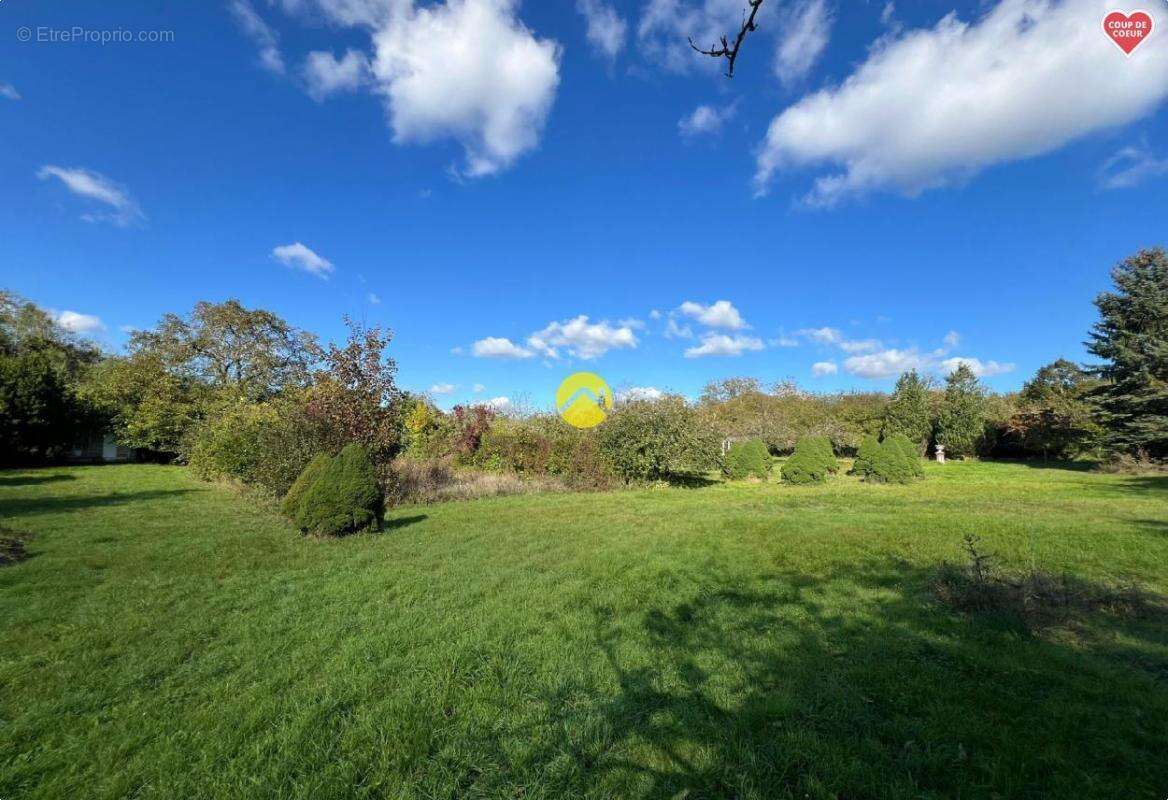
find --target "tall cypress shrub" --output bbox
[936,365,986,458]
[852,434,881,477]
[885,432,925,477]
[882,370,933,454]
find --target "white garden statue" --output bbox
[935,444,946,464]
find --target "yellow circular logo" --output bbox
[556,372,612,429]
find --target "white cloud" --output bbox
[368,292,381,304]
[938,356,1015,378]
[774,0,832,86]
[880,2,896,26]
[55,310,106,335]
[843,348,923,379]
[649,309,662,320]
[621,386,664,401]
[844,347,1014,379]
[678,103,735,138]
[483,395,511,410]
[684,333,764,358]
[756,0,1168,205]
[429,382,456,394]
[770,334,799,347]
[273,0,391,28]
[230,0,286,74]
[370,0,561,177]
[799,326,843,345]
[0,83,20,101]
[577,0,627,62]
[838,338,879,354]
[664,318,693,339]
[811,360,838,376]
[796,326,878,352]
[472,382,486,392]
[271,242,335,278]
[942,330,960,348]
[473,336,534,359]
[267,0,561,176]
[637,0,747,71]
[526,315,638,360]
[1098,142,1168,189]
[304,49,370,100]
[37,166,145,227]
[678,300,747,330]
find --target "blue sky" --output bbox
[3,0,1167,410]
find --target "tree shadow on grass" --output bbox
[382,514,427,532]
[1119,474,1168,492]
[0,489,197,518]
[1134,518,1168,534]
[500,560,1168,799]
[0,473,77,487]
[660,473,719,489]
[1005,458,1100,472]
[1076,473,1168,497]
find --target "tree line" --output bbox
[2,248,1165,476]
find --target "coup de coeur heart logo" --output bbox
[1103,10,1155,55]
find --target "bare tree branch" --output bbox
[688,0,765,78]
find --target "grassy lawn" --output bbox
[2,462,1167,799]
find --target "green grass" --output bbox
[1,462,1167,799]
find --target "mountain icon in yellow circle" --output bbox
[556,372,613,429]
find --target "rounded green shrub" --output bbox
[724,438,770,480]
[295,444,384,536]
[781,451,827,485]
[781,437,835,485]
[280,453,332,519]
[866,439,915,484]
[812,436,839,474]
[885,432,925,477]
[852,434,881,477]
[798,436,838,475]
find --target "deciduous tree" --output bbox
[1006,359,1101,459]
[129,299,320,401]
[0,291,101,462]
[304,318,403,460]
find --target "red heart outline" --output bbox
[1102,10,1155,56]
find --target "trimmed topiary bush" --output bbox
[808,436,836,474]
[781,451,827,485]
[885,432,925,477]
[852,434,881,477]
[805,436,839,475]
[295,444,384,536]
[781,437,835,485]
[280,453,332,519]
[724,438,770,480]
[866,439,915,484]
